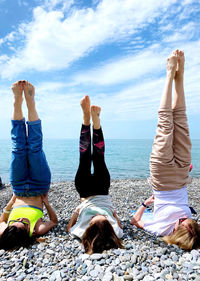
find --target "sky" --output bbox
[0,0,200,139]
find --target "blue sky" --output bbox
[0,0,200,139]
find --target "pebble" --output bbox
[89,269,99,277]
[123,274,133,280]
[23,257,28,268]
[0,250,5,256]
[0,179,200,281]
[102,272,113,281]
[90,253,103,260]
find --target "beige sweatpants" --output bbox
[150,106,191,191]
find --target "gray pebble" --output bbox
[16,273,26,281]
[90,253,103,260]
[50,270,62,281]
[0,250,5,256]
[89,269,99,277]
[123,275,133,280]
[137,273,146,280]
[102,272,113,281]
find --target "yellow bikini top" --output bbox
[8,205,43,237]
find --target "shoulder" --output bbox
[0,222,7,236]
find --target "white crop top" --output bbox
[70,195,123,239]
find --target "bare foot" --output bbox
[23,81,35,106]
[23,81,38,121]
[11,80,24,120]
[80,95,90,125]
[175,50,184,79]
[166,51,178,79]
[11,81,23,105]
[91,105,101,129]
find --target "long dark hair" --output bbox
[0,226,36,250]
[82,220,123,254]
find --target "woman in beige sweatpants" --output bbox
[131,50,200,250]
[150,52,191,191]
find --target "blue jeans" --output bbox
[10,118,51,197]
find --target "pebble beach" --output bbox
[0,178,200,281]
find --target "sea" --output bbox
[0,139,200,183]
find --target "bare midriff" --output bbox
[13,196,43,210]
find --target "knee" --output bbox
[157,119,174,135]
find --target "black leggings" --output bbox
[75,124,110,198]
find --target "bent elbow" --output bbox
[52,217,58,225]
[131,217,137,225]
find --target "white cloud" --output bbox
[159,23,173,32]
[0,0,199,139]
[0,55,9,63]
[0,31,17,46]
[0,86,13,124]
[1,42,200,139]
[182,0,195,4]
[73,47,166,86]
[36,81,67,93]
[0,0,177,79]
[163,22,197,43]
[179,2,200,20]
[71,40,200,120]
[73,38,200,87]
[43,0,74,11]
[18,0,28,7]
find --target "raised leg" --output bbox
[172,51,191,169]
[10,81,28,192]
[150,52,178,190]
[75,96,92,197]
[12,81,24,120]
[24,82,51,194]
[151,51,178,164]
[91,106,110,195]
[173,50,185,110]
[23,81,38,122]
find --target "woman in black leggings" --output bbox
[66,95,123,254]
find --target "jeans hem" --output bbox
[11,118,26,124]
[26,119,41,126]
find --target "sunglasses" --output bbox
[9,219,29,227]
[178,218,187,225]
[178,218,195,236]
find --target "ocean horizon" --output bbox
[0,139,200,183]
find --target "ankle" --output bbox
[83,114,90,126]
[175,73,184,81]
[166,73,175,81]
[83,120,90,126]
[28,113,39,122]
[14,100,22,107]
[13,102,23,114]
[93,121,100,130]
[26,100,36,109]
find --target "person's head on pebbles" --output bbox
[131,50,200,250]
[66,95,124,254]
[0,81,58,251]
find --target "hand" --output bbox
[41,192,49,205]
[144,195,155,206]
[10,193,17,204]
[75,205,81,213]
[66,224,71,232]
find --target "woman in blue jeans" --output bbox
[0,81,58,250]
